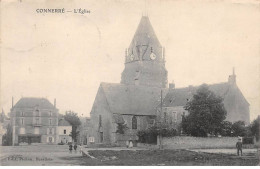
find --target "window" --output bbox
[64,130,66,134]
[49,128,52,134]
[100,132,103,143]
[21,118,24,125]
[48,137,53,143]
[89,137,95,143]
[34,127,39,134]
[49,111,52,116]
[173,112,177,123]
[132,116,137,129]
[35,110,40,117]
[36,118,39,125]
[168,112,173,124]
[49,119,52,125]
[21,112,24,117]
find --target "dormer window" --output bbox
[49,111,52,117]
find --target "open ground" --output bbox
[0,145,259,166]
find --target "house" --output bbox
[89,16,250,146]
[159,71,250,129]
[58,118,72,144]
[79,117,91,145]
[10,97,59,145]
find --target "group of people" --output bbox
[69,143,82,154]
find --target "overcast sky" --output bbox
[1,0,260,121]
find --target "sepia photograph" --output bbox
[0,0,260,166]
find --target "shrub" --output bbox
[137,126,178,144]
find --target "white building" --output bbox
[58,118,72,144]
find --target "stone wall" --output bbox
[162,136,238,149]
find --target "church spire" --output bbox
[126,16,162,62]
[121,16,168,88]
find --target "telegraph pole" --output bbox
[159,89,163,150]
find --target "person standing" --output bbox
[79,144,82,154]
[74,143,78,152]
[69,144,73,153]
[236,137,243,156]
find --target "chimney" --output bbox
[228,67,236,85]
[169,80,175,90]
[54,98,56,108]
[12,97,14,108]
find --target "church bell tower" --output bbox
[121,16,168,88]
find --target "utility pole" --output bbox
[159,89,163,150]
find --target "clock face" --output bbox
[150,53,156,60]
[130,54,134,61]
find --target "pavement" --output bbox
[0,145,82,166]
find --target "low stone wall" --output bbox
[162,136,238,149]
[137,143,158,149]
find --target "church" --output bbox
[89,16,250,145]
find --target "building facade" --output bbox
[10,98,59,145]
[58,118,72,144]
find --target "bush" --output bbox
[137,126,178,144]
[243,137,254,144]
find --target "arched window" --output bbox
[132,116,137,129]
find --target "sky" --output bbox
[1,0,260,121]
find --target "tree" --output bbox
[182,84,227,137]
[231,121,248,137]
[2,124,12,146]
[250,118,260,141]
[116,123,128,134]
[64,111,81,142]
[219,121,233,136]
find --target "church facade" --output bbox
[89,16,250,145]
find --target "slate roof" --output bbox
[99,82,168,116]
[161,82,249,107]
[13,97,55,109]
[128,16,162,61]
[58,118,71,126]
